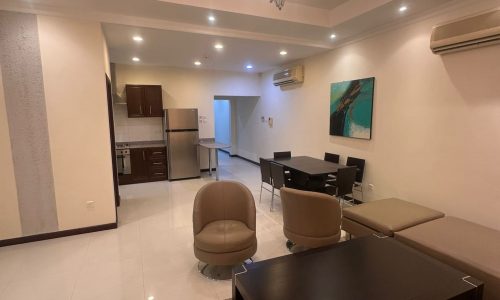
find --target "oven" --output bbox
[116,148,131,175]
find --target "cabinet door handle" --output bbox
[152,151,163,155]
[153,162,162,165]
[154,172,164,175]
[142,151,146,160]
[139,104,143,114]
[150,106,152,115]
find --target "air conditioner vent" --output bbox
[273,66,304,87]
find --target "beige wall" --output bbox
[0,65,22,240]
[237,1,500,230]
[114,64,261,167]
[38,15,116,231]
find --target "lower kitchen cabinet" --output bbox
[118,146,168,185]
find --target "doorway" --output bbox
[213,99,232,155]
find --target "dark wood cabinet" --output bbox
[125,85,163,118]
[130,148,149,182]
[119,146,168,185]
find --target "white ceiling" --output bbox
[1,0,457,72]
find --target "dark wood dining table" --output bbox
[267,156,349,176]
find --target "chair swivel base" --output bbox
[285,240,309,253]
[197,259,254,281]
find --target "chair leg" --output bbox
[270,187,275,211]
[259,182,263,203]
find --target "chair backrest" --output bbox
[281,187,341,239]
[270,162,286,189]
[346,156,365,183]
[259,158,272,185]
[193,181,256,235]
[324,152,340,164]
[273,151,291,159]
[336,166,357,197]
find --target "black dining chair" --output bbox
[259,158,273,203]
[346,157,366,201]
[324,152,340,164]
[273,151,291,159]
[270,162,288,211]
[324,166,356,206]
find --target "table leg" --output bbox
[215,149,220,181]
[208,148,212,176]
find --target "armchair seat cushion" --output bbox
[195,220,255,253]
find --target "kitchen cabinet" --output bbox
[125,85,163,118]
[119,146,168,185]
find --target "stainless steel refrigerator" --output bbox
[163,109,200,180]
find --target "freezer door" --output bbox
[165,109,198,130]
[167,131,200,179]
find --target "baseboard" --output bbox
[233,155,259,166]
[200,168,217,172]
[0,222,118,247]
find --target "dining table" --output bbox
[267,156,349,176]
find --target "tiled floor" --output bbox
[0,152,297,300]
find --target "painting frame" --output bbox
[329,77,375,140]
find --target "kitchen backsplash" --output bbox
[113,104,163,142]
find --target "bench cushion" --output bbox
[342,198,444,236]
[395,217,500,300]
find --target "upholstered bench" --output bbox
[395,217,500,300]
[342,198,445,237]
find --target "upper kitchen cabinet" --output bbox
[125,84,163,118]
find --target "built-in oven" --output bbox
[116,148,131,175]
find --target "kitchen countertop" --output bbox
[116,140,166,149]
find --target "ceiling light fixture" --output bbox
[270,0,286,10]
[330,34,337,39]
[280,50,287,56]
[399,6,408,12]
[132,57,140,62]
[208,15,216,22]
[132,36,143,42]
[246,64,253,70]
[214,43,224,50]
[194,61,202,66]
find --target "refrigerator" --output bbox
[163,109,200,180]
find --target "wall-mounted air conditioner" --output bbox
[430,8,500,55]
[273,65,304,86]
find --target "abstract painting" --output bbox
[329,77,374,140]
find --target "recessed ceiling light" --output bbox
[194,61,202,66]
[330,34,337,39]
[132,36,143,42]
[280,50,288,56]
[214,43,224,50]
[246,64,253,70]
[399,6,408,12]
[147,297,155,300]
[132,57,140,62]
[208,15,216,22]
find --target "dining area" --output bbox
[259,151,366,211]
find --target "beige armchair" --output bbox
[193,181,257,273]
[281,187,342,250]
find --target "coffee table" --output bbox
[232,236,483,300]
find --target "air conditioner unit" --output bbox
[273,66,304,86]
[430,8,500,55]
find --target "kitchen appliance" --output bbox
[163,109,200,180]
[116,144,131,175]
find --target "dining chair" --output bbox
[273,151,291,159]
[269,162,287,211]
[325,166,356,206]
[259,158,273,203]
[324,152,340,163]
[346,157,366,201]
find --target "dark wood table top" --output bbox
[267,156,349,176]
[233,236,483,300]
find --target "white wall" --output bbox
[214,100,232,146]
[38,15,116,230]
[235,1,500,230]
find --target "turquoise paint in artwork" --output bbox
[329,77,374,140]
